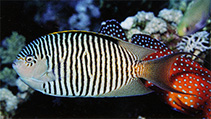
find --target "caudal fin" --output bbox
[137,52,192,93]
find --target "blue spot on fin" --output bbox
[131,34,168,51]
[99,19,128,41]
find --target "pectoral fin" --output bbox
[20,77,44,92]
[39,71,56,82]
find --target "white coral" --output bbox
[135,11,155,23]
[158,8,183,24]
[144,17,167,34]
[120,16,135,30]
[16,77,29,92]
[177,31,211,52]
[0,88,18,112]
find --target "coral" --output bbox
[68,0,100,30]
[176,31,210,63]
[177,31,210,53]
[0,67,17,86]
[120,16,135,30]
[68,13,91,31]
[158,8,183,24]
[16,78,29,92]
[0,32,25,64]
[26,0,100,31]
[134,11,155,24]
[0,32,32,118]
[121,10,167,35]
[75,0,100,18]
[120,7,210,59]
[0,88,18,112]
[0,32,25,86]
[120,11,155,31]
[0,111,5,119]
[144,17,167,34]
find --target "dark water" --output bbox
[0,1,200,118]
[13,92,192,118]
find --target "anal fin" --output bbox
[98,78,153,97]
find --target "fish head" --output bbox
[177,21,191,36]
[12,47,48,81]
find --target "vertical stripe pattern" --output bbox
[17,31,137,97]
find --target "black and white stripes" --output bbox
[18,31,138,97]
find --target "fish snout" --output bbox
[12,59,20,69]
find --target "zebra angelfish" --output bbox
[13,30,185,97]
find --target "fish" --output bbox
[12,29,186,98]
[100,19,211,117]
[131,34,211,118]
[177,0,211,36]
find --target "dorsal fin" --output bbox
[99,19,128,41]
[131,34,174,60]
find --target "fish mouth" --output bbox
[12,59,19,69]
[12,62,17,69]
[12,62,16,66]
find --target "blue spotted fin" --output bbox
[131,34,174,60]
[99,19,128,41]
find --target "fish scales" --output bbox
[18,32,137,97]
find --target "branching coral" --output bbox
[0,32,25,86]
[0,32,25,64]
[0,32,32,118]
[177,31,210,53]
[0,67,17,86]
[0,88,18,112]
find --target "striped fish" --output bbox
[13,30,185,97]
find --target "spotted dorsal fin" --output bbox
[131,34,174,60]
[99,19,128,41]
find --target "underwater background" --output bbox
[0,0,210,118]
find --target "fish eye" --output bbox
[26,55,34,63]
